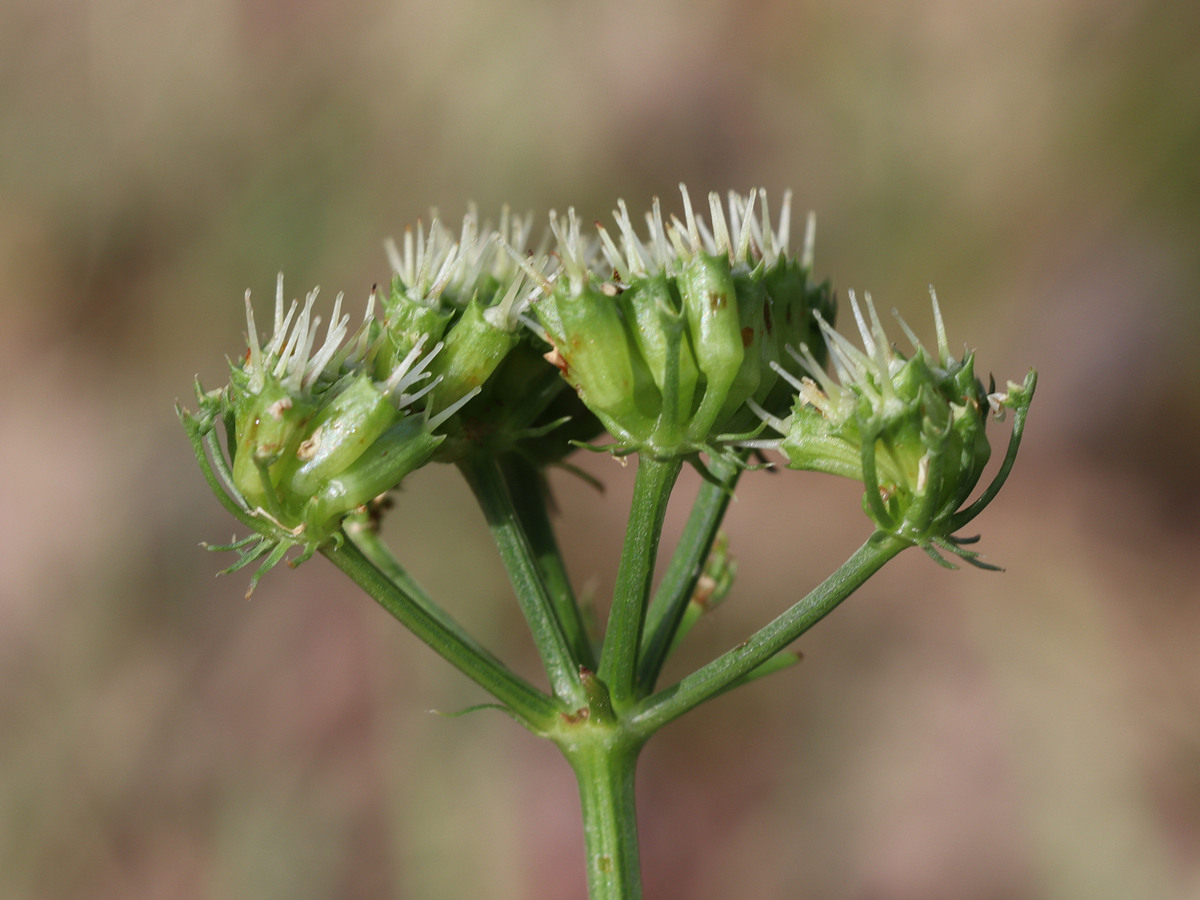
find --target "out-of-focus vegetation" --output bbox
[2,1,1199,898]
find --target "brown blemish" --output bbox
[544,347,569,376]
[561,707,591,726]
[692,573,717,610]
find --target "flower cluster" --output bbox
[181,187,1035,590]
[527,186,834,460]
[748,290,1037,565]
[181,208,579,591]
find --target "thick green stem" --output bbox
[461,455,588,710]
[499,454,597,670]
[637,458,739,694]
[629,531,907,736]
[562,733,645,900]
[322,539,560,732]
[598,456,684,709]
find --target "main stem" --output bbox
[562,733,645,900]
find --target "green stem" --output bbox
[499,454,597,670]
[598,456,684,710]
[561,733,645,900]
[343,518,498,663]
[636,458,739,694]
[322,538,561,732]
[461,455,588,710]
[629,531,907,736]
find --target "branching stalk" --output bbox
[461,455,588,710]
[597,456,684,709]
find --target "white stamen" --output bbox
[709,191,731,256]
[427,385,482,430]
[987,391,1009,419]
[501,239,555,295]
[666,215,692,258]
[288,289,323,391]
[815,307,871,387]
[800,208,814,271]
[428,240,461,298]
[769,359,807,394]
[267,298,298,358]
[245,291,262,379]
[273,273,285,340]
[384,237,404,277]
[482,272,530,332]
[402,227,415,283]
[746,399,789,435]
[785,343,836,395]
[596,224,630,282]
[862,295,896,389]
[892,306,924,353]
[274,290,315,385]
[396,373,442,409]
[735,189,757,261]
[928,286,950,363]
[647,197,671,269]
[679,184,701,252]
[849,291,876,358]
[780,193,796,258]
[384,337,436,397]
[755,189,773,258]
[614,199,653,274]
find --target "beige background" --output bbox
[2,1,1198,898]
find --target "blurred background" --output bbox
[3,0,1199,897]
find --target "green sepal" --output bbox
[715,266,773,430]
[749,259,834,418]
[540,280,658,445]
[428,298,518,410]
[373,276,453,380]
[617,272,698,435]
[283,373,400,499]
[228,373,316,511]
[301,417,446,539]
[676,251,745,440]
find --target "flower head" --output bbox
[527,185,834,461]
[749,289,1036,566]
[184,270,480,593]
[377,208,545,407]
